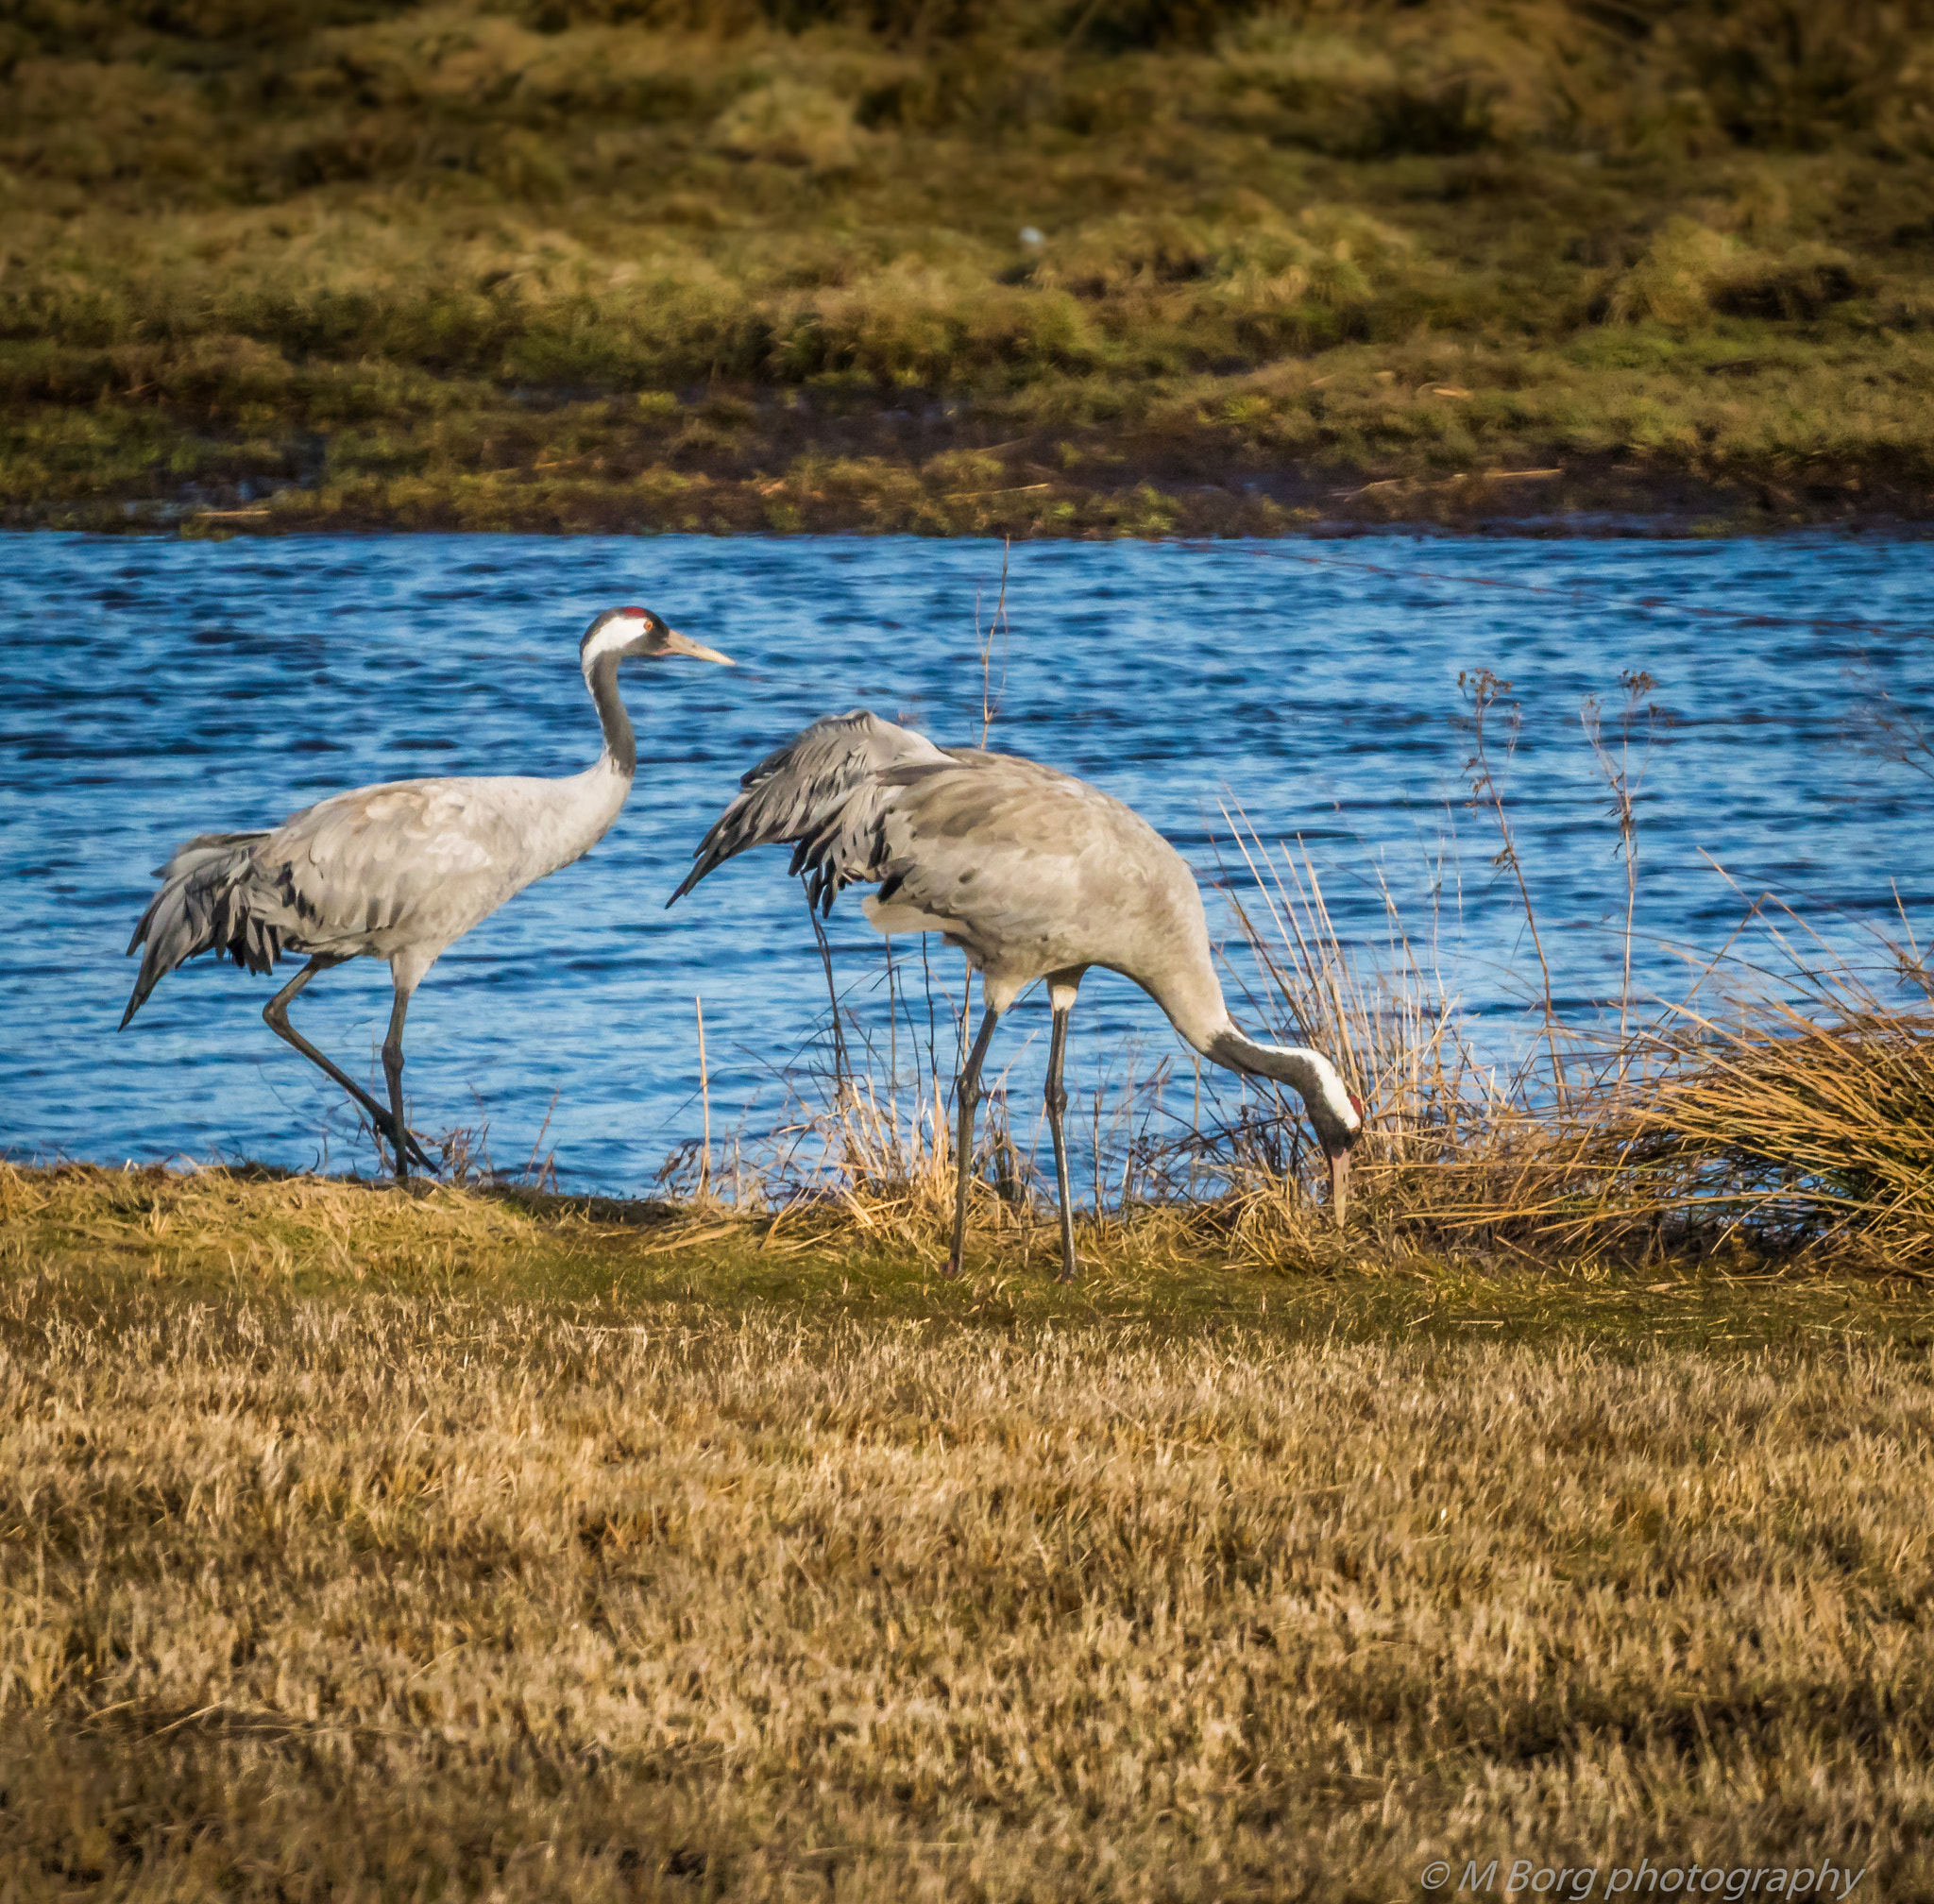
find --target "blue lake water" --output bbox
[2,531,1929,1196]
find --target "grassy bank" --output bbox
[9,805,1934,1886]
[7,1,1934,534]
[3,1162,1933,1896]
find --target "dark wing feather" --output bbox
[670,709,948,911]
[121,830,281,1028]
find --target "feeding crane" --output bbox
[671,710,1362,1281]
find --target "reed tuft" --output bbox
[654,799,1933,1280]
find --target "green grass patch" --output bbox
[5,3,1934,531]
[9,1163,1929,1352]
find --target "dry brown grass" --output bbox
[3,1159,1933,1896]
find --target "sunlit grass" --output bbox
[4,1159,1933,1896]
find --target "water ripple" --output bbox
[2,531,1929,1192]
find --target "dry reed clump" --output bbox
[736,762,1934,1282]
[1174,818,1934,1271]
[666,1040,1064,1278]
[1600,957,1934,1264]
[1,1220,1931,1896]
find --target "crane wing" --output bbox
[257,777,531,950]
[870,757,1186,959]
[671,709,948,910]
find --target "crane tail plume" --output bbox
[120,831,282,1028]
[671,709,942,912]
[666,853,720,908]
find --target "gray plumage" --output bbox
[124,778,548,1027]
[125,606,732,1178]
[678,708,950,914]
[673,709,1364,1279]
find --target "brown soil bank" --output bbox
[7,2,1934,536]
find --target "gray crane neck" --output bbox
[1207,1027,1353,1146]
[585,652,636,777]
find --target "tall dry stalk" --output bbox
[1581,669,1664,1045]
[978,536,1010,748]
[1460,668,1568,1110]
[521,1088,561,1194]
[969,540,1010,1064]
[695,995,711,1201]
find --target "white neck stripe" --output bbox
[1268,1043,1358,1130]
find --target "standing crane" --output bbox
[123,606,733,1178]
[670,710,1363,1282]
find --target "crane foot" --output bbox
[382,1119,436,1178]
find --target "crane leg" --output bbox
[382,984,416,1183]
[263,959,433,1177]
[1044,995,1077,1284]
[943,1004,1001,1280]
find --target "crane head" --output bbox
[581,606,734,669]
[1323,1091,1366,1230]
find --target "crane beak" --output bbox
[663,629,735,666]
[1326,1145,1350,1230]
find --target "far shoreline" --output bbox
[8,457,1932,543]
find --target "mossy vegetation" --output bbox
[6,0,1934,532]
